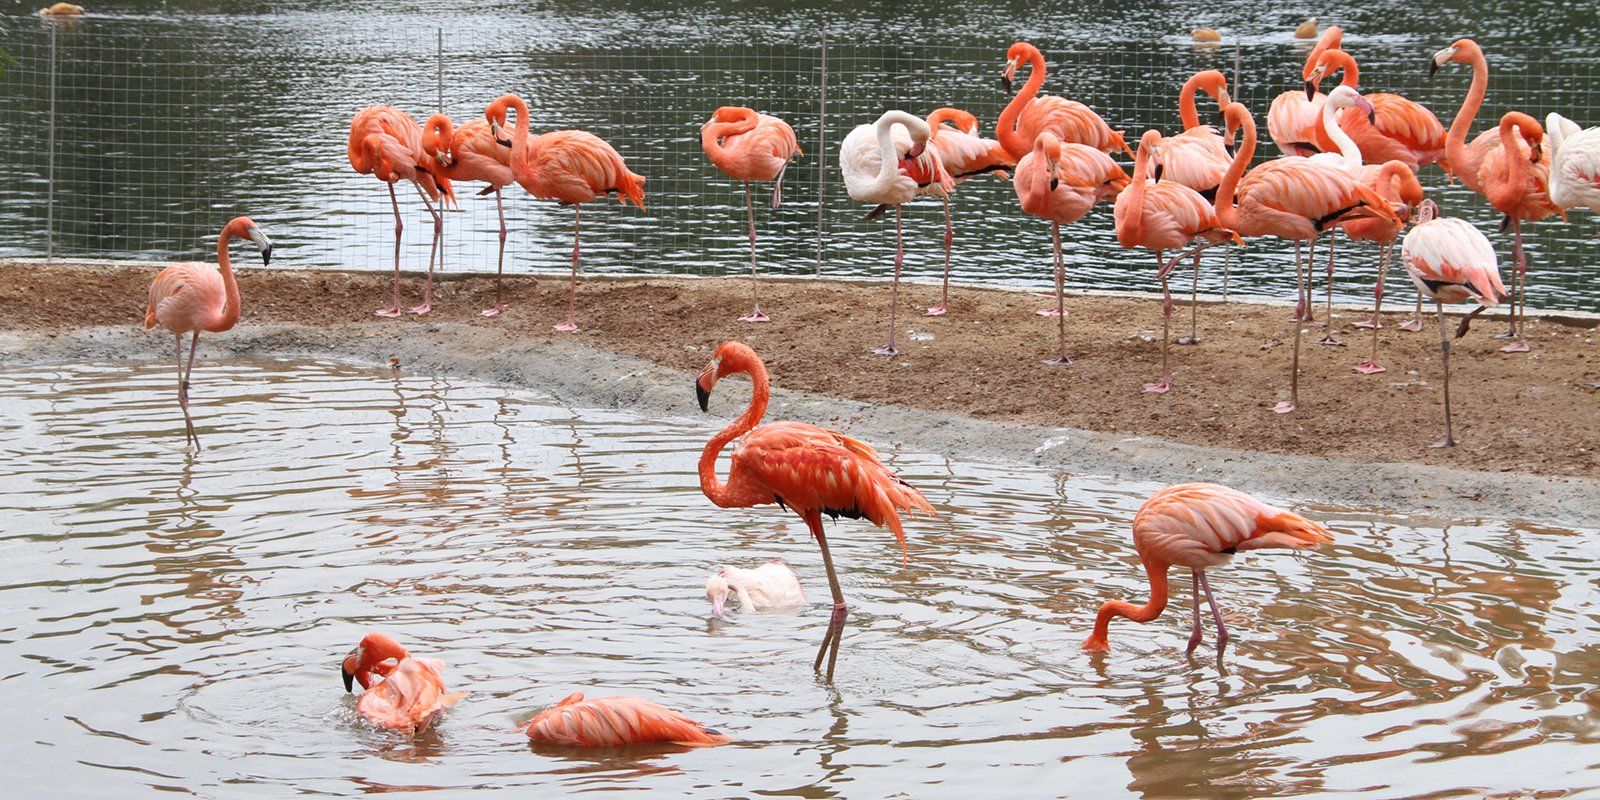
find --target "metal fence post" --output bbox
[815,21,827,277]
[45,23,58,263]
[437,27,444,112]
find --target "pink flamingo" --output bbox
[998,42,1132,161]
[1267,26,1343,158]
[1306,49,1447,171]
[1303,84,1383,345]
[143,216,271,448]
[1213,102,1398,413]
[1014,131,1130,364]
[696,341,936,680]
[348,106,456,317]
[839,110,953,356]
[701,106,802,323]
[1162,70,1235,342]
[339,632,467,735]
[422,114,515,317]
[487,93,646,333]
[1347,161,1425,374]
[1114,130,1240,393]
[1479,112,1561,352]
[1083,483,1331,655]
[1401,200,1508,447]
[525,693,731,747]
[923,107,1016,316]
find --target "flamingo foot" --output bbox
[925,304,948,316]
[375,307,403,318]
[1498,340,1530,353]
[738,309,771,323]
[872,344,899,357]
[1316,333,1346,346]
[1036,306,1063,317]
[407,303,432,315]
[1353,361,1386,375]
[1273,400,1297,414]
[1399,318,1424,332]
[1492,329,1518,340]
[1430,437,1458,449]
[1352,318,1381,330]
[1176,335,1200,346]
[1142,378,1172,394]
[1043,355,1071,366]
[553,320,578,333]
[480,304,503,318]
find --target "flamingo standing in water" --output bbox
[1431,40,1561,351]
[1014,132,1129,364]
[144,216,271,448]
[701,106,802,323]
[1114,130,1239,393]
[422,114,515,317]
[923,107,1015,316]
[1267,25,1342,158]
[997,42,1132,160]
[348,106,455,317]
[1306,49,1447,171]
[525,693,731,747]
[1162,70,1234,341]
[1547,112,1600,222]
[1213,102,1398,413]
[839,110,953,356]
[695,341,935,680]
[487,93,646,333]
[1082,483,1331,655]
[339,633,467,735]
[1401,199,1508,447]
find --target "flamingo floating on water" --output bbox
[422,113,515,317]
[524,693,731,747]
[705,561,806,617]
[348,106,455,317]
[340,632,467,735]
[701,106,802,323]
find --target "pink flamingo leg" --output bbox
[1198,570,1229,654]
[805,512,848,682]
[554,205,581,332]
[376,182,405,317]
[1498,219,1530,352]
[1289,241,1307,322]
[1221,245,1231,302]
[739,181,770,323]
[481,188,507,317]
[1144,250,1173,393]
[1317,234,1344,345]
[1275,240,1308,413]
[1432,301,1458,447]
[1186,570,1204,654]
[1353,242,1385,330]
[1044,222,1070,365]
[1400,291,1424,332]
[175,332,201,448]
[872,206,903,356]
[408,185,441,315]
[926,194,952,316]
[1355,244,1389,374]
[1177,249,1202,346]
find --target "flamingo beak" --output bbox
[906,141,926,158]
[490,120,511,148]
[1530,142,1542,163]
[340,646,362,693]
[999,58,1019,93]
[1304,80,1317,102]
[711,595,725,618]
[695,375,711,411]
[1358,97,1377,126]
[1152,162,1164,183]
[1217,88,1232,107]
[247,226,272,266]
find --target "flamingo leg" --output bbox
[739,180,770,323]
[1221,245,1231,302]
[1498,220,1530,352]
[1177,249,1202,346]
[1143,250,1172,393]
[1318,233,1343,345]
[482,188,507,317]
[1276,239,1309,413]
[376,182,404,317]
[1355,244,1389,374]
[1432,300,1458,448]
[183,331,202,449]
[1198,570,1229,654]
[1044,222,1070,365]
[805,511,848,681]
[1401,287,1425,332]
[1186,570,1204,654]
[927,194,952,316]
[1354,242,1385,331]
[174,333,194,448]
[872,205,903,356]
[409,184,440,315]
[555,205,581,332]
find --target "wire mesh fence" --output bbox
[1,14,1597,312]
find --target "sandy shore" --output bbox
[3,261,1598,525]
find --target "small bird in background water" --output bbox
[39,2,83,15]
[1083,483,1331,655]
[701,105,801,323]
[524,692,732,747]
[144,216,271,449]
[705,561,806,617]
[340,632,467,735]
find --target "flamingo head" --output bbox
[223,216,271,266]
[1135,130,1164,182]
[1000,42,1034,93]
[421,114,456,167]
[1326,86,1376,125]
[340,632,408,693]
[484,95,519,148]
[705,571,732,617]
[696,341,756,412]
[1414,198,1440,225]
[1430,39,1477,78]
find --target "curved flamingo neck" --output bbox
[1378,161,1414,200]
[999,45,1046,158]
[1215,108,1257,230]
[1490,114,1535,210]
[1117,141,1152,246]
[698,355,770,507]
[1323,50,1359,88]
[1178,74,1204,131]
[1302,26,1343,80]
[873,112,916,188]
[1085,556,1170,649]
[702,109,758,163]
[1321,96,1363,171]
[1446,48,1488,175]
[207,222,243,333]
[499,94,537,184]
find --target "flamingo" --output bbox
[922,107,1015,316]
[1267,25,1342,158]
[487,93,646,333]
[1401,200,1508,447]
[695,341,936,680]
[525,693,731,747]
[997,42,1132,160]
[1546,112,1600,221]
[1082,483,1331,655]
[1163,70,1235,342]
[348,105,455,317]
[1213,102,1399,413]
[1113,130,1240,393]
[839,110,953,356]
[705,561,806,617]
[143,216,271,448]
[1431,40,1561,351]
[1481,112,1561,352]
[701,106,802,323]
[339,632,467,735]
[1346,160,1425,374]
[1014,132,1130,364]
[1305,48,1447,171]
[1303,84,1377,342]
[422,114,515,317]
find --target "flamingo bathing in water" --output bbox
[696,341,935,680]
[144,216,271,448]
[524,693,731,747]
[339,632,467,735]
[422,113,515,317]
[348,106,455,317]
[706,561,806,617]
[1083,483,1331,655]
[702,106,802,323]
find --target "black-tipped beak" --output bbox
[1304,81,1316,102]
[341,665,355,693]
[1049,177,1059,191]
[1224,142,1236,158]
[261,244,272,266]
[695,381,710,412]
[1367,109,1377,125]
[999,75,1013,93]
[1530,143,1542,163]
[1152,162,1164,183]
[1428,61,1439,79]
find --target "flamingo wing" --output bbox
[1132,483,1330,570]
[1021,96,1129,156]
[1401,218,1505,304]
[145,262,221,331]
[1239,159,1396,228]
[1267,91,1325,157]
[932,128,1015,181]
[1160,127,1230,195]
[1551,129,1600,213]
[524,694,731,747]
[355,658,465,733]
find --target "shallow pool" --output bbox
[2,358,1597,798]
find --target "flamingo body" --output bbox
[339,632,466,735]
[706,561,806,617]
[703,106,800,183]
[998,42,1130,159]
[524,693,731,748]
[1402,211,1506,306]
[927,108,1015,182]
[1547,113,1600,215]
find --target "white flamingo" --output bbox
[705,561,806,617]
[839,110,953,356]
[1546,112,1600,222]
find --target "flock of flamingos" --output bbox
[137,31,1598,746]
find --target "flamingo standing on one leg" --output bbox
[702,106,802,323]
[422,114,515,317]
[487,93,646,333]
[1344,160,1424,374]
[144,216,271,448]
[1306,49,1447,172]
[524,692,732,747]
[1015,132,1129,364]
[695,341,936,680]
[1401,200,1508,447]
[1547,112,1600,222]
[349,106,455,317]
[923,107,1015,316]
[1213,102,1399,413]
[997,42,1132,160]
[1303,84,1377,340]
[1114,130,1240,393]
[1082,483,1331,655]
[339,632,467,735]
[1478,112,1561,353]
[1162,70,1234,343]
[839,110,953,356]
[1267,25,1342,158]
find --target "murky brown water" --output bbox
[3,357,1598,798]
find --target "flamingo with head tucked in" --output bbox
[1546,112,1600,222]
[339,632,467,735]
[922,107,1015,316]
[422,114,515,317]
[1305,49,1447,172]
[702,106,802,323]
[998,42,1132,160]
[1267,25,1342,158]
[349,106,456,317]
[525,693,732,747]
